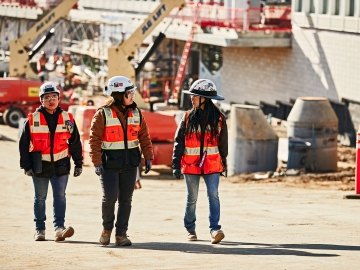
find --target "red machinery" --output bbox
[0,77,73,127]
[142,110,178,166]
[0,78,42,127]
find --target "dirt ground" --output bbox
[228,145,356,191]
[1,124,359,270]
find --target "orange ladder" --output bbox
[169,5,199,104]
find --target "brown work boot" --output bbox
[187,231,197,241]
[210,229,225,244]
[54,226,74,242]
[115,235,132,246]
[99,229,112,246]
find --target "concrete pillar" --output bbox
[355,0,360,16]
[302,0,311,13]
[340,0,348,16]
[228,104,278,176]
[315,0,323,14]
[328,0,337,15]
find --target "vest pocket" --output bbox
[104,126,121,141]
[57,133,70,148]
[204,157,222,174]
[34,138,49,151]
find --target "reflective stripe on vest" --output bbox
[101,107,140,150]
[181,112,223,174]
[184,146,220,156]
[29,111,72,162]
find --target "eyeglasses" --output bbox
[43,94,59,101]
[126,90,136,98]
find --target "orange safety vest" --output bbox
[28,111,73,162]
[101,107,140,150]
[181,112,224,175]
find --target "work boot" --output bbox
[210,229,225,244]
[115,235,132,246]
[187,231,197,241]
[99,229,112,246]
[34,230,45,241]
[54,226,74,242]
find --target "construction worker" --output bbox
[172,79,228,244]
[19,81,83,242]
[89,75,154,246]
[62,51,74,89]
[36,50,48,82]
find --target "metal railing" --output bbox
[175,3,291,32]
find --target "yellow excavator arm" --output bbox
[107,0,185,80]
[9,0,78,78]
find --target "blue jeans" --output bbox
[32,174,69,230]
[184,173,221,233]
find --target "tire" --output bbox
[3,107,25,128]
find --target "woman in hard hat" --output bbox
[89,76,154,246]
[19,81,83,242]
[172,79,228,244]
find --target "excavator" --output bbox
[105,0,186,166]
[9,0,78,78]
[0,0,78,127]
[107,0,185,108]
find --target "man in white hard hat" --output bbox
[19,81,83,242]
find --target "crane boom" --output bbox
[9,0,78,78]
[107,0,185,80]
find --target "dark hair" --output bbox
[185,99,223,140]
[104,92,125,106]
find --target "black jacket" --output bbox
[19,106,83,178]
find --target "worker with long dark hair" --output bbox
[89,76,153,246]
[172,79,228,244]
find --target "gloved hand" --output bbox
[173,169,181,179]
[73,166,82,177]
[24,169,34,176]
[144,160,152,174]
[95,165,103,176]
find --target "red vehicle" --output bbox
[0,77,73,127]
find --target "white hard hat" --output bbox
[39,82,60,97]
[104,76,136,96]
[182,79,224,100]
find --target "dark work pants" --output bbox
[100,167,137,236]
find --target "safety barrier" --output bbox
[344,126,360,199]
[71,105,97,166]
[70,106,177,167]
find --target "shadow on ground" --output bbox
[61,240,360,257]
